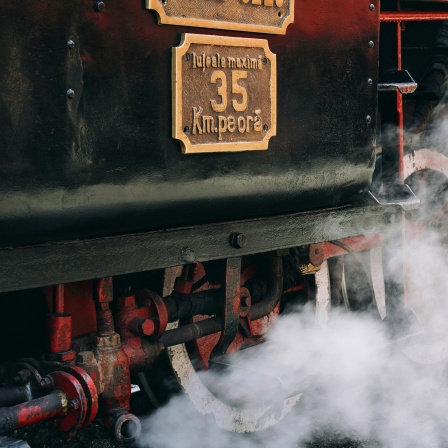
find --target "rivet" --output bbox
[366,115,372,124]
[67,40,75,49]
[66,89,75,99]
[368,78,373,85]
[94,1,106,12]
[369,3,375,11]
[368,40,375,48]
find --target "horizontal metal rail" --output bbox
[0,204,398,293]
[380,12,448,22]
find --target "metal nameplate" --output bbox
[146,0,294,35]
[172,34,276,154]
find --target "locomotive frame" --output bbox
[1,0,448,445]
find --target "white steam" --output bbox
[138,86,448,447]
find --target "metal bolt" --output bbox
[69,399,80,411]
[67,40,75,49]
[76,351,94,364]
[41,376,54,389]
[240,295,251,308]
[94,1,106,12]
[368,78,373,85]
[137,318,156,336]
[369,3,375,11]
[66,89,75,99]
[229,233,247,249]
[181,247,195,263]
[368,40,375,48]
[366,115,372,124]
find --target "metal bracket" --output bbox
[210,257,242,359]
[361,183,420,211]
[378,70,418,94]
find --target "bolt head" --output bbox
[94,1,106,12]
[66,89,75,99]
[181,247,195,263]
[77,351,94,364]
[229,233,247,249]
[139,319,156,336]
[366,115,372,124]
[368,40,375,48]
[69,399,80,411]
[67,40,75,49]
[368,78,373,85]
[41,376,54,389]
[369,3,375,11]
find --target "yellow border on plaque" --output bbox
[147,0,294,35]
[172,34,277,154]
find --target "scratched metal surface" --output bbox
[0,0,379,247]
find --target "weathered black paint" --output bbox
[0,204,398,293]
[0,0,379,249]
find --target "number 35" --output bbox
[210,70,248,113]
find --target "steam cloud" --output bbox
[138,85,448,448]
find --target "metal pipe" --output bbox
[0,391,67,434]
[160,316,223,347]
[164,289,222,322]
[250,255,283,320]
[0,387,30,408]
[113,413,141,444]
[380,12,448,22]
[160,255,283,347]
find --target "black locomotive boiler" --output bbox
[0,0,447,445]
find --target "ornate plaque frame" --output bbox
[146,0,294,35]
[172,34,277,154]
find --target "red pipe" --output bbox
[0,391,67,433]
[380,12,448,22]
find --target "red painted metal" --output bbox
[115,293,164,372]
[49,370,89,433]
[47,314,72,354]
[93,278,133,430]
[64,281,97,338]
[95,277,115,336]
[0,366,97,435]
[309,235,383,266]
[13,391,68,429]
[44,281,97,339]
[53,285,64,314]
[60,366,99,429]
[138,289,169,339]
[380,12,448,22]
[45,284,75,363]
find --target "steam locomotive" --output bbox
[0,0,447,445]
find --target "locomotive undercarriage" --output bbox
[3,1,448,446]
[0,202,399,444]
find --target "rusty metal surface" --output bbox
[173,34,276,153]
[210,257,242,357]
[146,0,294,34]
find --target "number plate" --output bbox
[146,0,294,35]
[173,34,276,154]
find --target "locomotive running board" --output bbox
[0,204,400,293]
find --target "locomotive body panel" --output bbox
[0,0,379,246]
